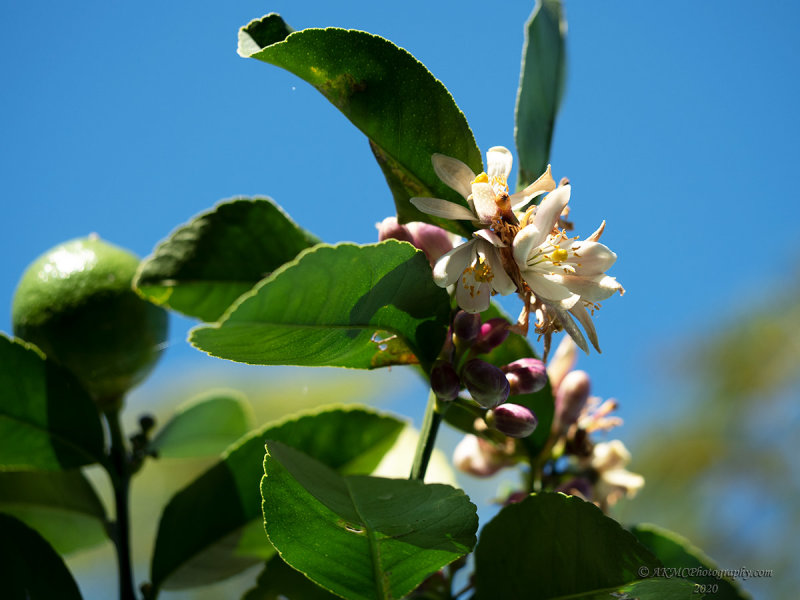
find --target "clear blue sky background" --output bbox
[2,1,798,597]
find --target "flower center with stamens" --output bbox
[552,248,568,263]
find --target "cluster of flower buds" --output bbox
[435,311,550,444]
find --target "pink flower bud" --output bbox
[462,359,510,408]
[472,318,510,354]
[452,434,514,478]
[376,216,415,244]
[554,370,591,434]
[405,222,456,265]
[453,310,481,342]
[486,403,538,438]
[502,358,547,395]
[430,360,460,402]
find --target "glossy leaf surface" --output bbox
[135,197,320,322]
[191,241,450,371]
[262,441,478,600]
[238,14,481,238]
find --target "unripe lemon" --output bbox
[11,235,168,409]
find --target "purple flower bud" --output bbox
[430,360,460,402]
[502,358,548,395]
[376,216,415,244]
[405,222,456,265]
[462,358,510,408]
[487,403,538,438]
[453,310,482,343]
[472,318,510,354]
[554,370,591,434]
[555,477,593,500]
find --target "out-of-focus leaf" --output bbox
[262,441,477,600]
[0,470,107,555]
[190,241,450,371]
[149,390,254,459]
[0,334,106,471]
[473,493,660,599]
[150,405,404,592]
[238,13,481,238]
[515,0,567,190]
[549,578,697,599]
[242,556,337,600]
[135,198,319,322]
[0,513,83,599]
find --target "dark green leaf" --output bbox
[0,334,106,470]
[243,556,338,600]
[0,469,107,555]
[473,493,660,600]
[0,513,83,599]
[135,197,320,322]
[190,241,450,371]
[149,390,254,459]
[150,405,404,592]
[549,578,698,600]
[631,523,751,599]
[238,14,481,238]
[475,303,554,455]
[262,441,477,600]
[515,0,567,189]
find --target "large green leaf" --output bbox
[0,513,83,599]
[148,390,254,459]
[515,0,567,189]
[631,523,751,600]
[190,241,450,371]
[0,334,106,471]
[473,493,660,600]
[150,405,404,592]
[262,441,477,600]
[0,470,107,555]
[549,578,698,599]
[134,197,320,322]
[238,14,481,238]
[473,303,554,456]
[243,556,338,600]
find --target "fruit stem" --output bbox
[105,405,137,600]
[409,390,447,481]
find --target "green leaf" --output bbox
[474,303,554,455]
[243,556,338,600]
[150,405,404,592]
[515,0,567,189]
[190,241,450,371]
[0,470,107,555]
[262,441,477,600]
[134,197,320,322]
[549,578,698,600]
[631,523,752,599]
[473,493,660,600]
[0,513,83,599]
[238,14,481,238]
[149,390,254,459]
[0,334,106,471]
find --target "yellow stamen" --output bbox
[552,248,568,262]
[472,172,489,184]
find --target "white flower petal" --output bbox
[562,274,623,302]
[601,469,645,496]
[552,306,589,353]
[479,242,516,295]
[509,165,557,209]
[432,154,475,200]
[456,273,491,313]
[513,223,546,266]
[569,302,601,353]
[410,197,477,221]
[474,228,506,247]
[526,272,579,307]
[533,185,570,235]
[432,240,474,287]
[592,440,631,471]
[470,182,497,223]
[569,241,617,274]
[486,146,513,179]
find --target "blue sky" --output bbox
[1,0,798,596]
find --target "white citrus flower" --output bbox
[590,440,645,508]
[512,185,623,351]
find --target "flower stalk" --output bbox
[410,390,448,481]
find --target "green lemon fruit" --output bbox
[12,235,168,408]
